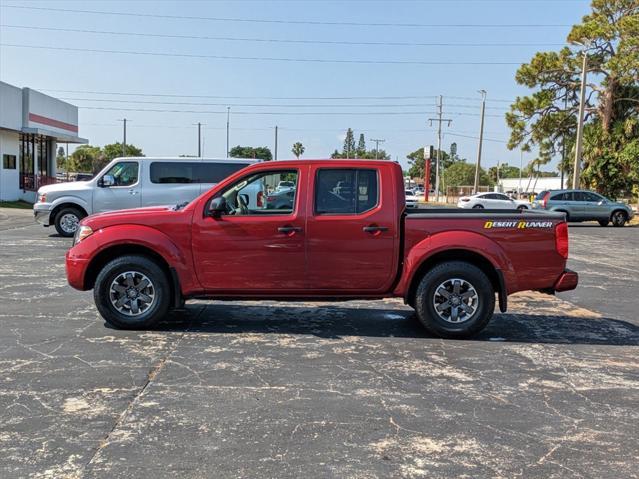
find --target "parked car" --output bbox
[405,189,420,208]
[66,159,577,338]
[276,180,295,192]
[531,189,634,227]
[458,192,530,210]
[34,157,256,236]
[265,186,296,210]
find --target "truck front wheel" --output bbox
[93,255,171,329]
[414,261,494,339]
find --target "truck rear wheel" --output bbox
[54,207,84,237]
[93,255,171,330]
[414,261,494,339]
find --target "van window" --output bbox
[103,161,139,187]
[150,162,250,184]
[315,169,379,215]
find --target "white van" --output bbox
[34,157,256,236]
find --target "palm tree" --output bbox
[291,142,305,159]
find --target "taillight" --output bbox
[542,192,550,209]
[257,191,264,207]
[555,222,569,259]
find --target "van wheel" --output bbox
[414,261,494,339]
[611,210,627,227]
[598,220,609,227]
[93,255,171,330]
[54,207,84,237]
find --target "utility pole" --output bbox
[274,126,278,161]
[226,107,230,158]
[117,118,127,157]
[573,52,588,189]
[473,90,487,194]
[561,91,567,188]
[428,95,452,202]
[370,138,385,159]
[518,149,523,198]
[197,122,202,157]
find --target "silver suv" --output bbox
[531,189,634,227]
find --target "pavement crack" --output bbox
[81,306,204,472]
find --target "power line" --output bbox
[0,5,572,28]
[35,88,516,103]
[0,24,566,48]
[76,106,504,117]
[56,96,509,110]
[0,43,524,65]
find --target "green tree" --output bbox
[357,134,366,156]
[229,146,273,161]
[406,147,455,185]
[56,146,66,170]
[343,128,356,158]
[68,145,101,173]
[291,142,305,159]
[488,163,523,182]
[506,0,639,196]
[443,161,492,188]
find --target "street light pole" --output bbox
[473,90,486,194]
[573,52,588,189]
[197,122,201,157]
[117,118,127,157]
[274,126,278,161]
[518,149,523,197]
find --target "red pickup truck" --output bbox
[66,159,577,338]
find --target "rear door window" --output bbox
[315,169,379,214]
[150,161,250,184]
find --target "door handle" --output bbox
[278,226,302,234]
[129,190,139,195]
[363,226,389,233]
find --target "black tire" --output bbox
[93,255,171,329]
[598,220,609,227]
[54,207,84,237]
[611,210,627,227]
[472,204,484,209]
[414,261,495,339]
[517,205,528,211]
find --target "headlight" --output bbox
[73,225,94,245]
[38,193,47,203]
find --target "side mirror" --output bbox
[239,193,249,206]
[207,196,226,218]
[598,200,606,205]
[99,174,115,187]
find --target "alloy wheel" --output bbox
[109,271,156,316]
[432,278,479,323]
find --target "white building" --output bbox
[0,81,87,202]
[498,176,564,195]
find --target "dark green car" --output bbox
[531,189,635,227]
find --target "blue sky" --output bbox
[0,0,592,170]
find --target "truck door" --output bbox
[93,161,141,213]
[191,167,307,291]
[305,166,398,293]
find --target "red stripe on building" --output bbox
[28,113,79,133]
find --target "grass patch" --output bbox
[0,200,33,209]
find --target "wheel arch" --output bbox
[405,249,506,312]
[610,208,628,220]
[50,202,88,223]
[84,244,182,308]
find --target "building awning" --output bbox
[21,127,88,144]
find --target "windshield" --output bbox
[535,191,548,200]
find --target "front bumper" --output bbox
[65,249,90,290]
[553,269,578,292]
[33,204,53,226]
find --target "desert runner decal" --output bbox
[484,220,554,229]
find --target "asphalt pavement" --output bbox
[1,209,638,478]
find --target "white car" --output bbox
[405,189,420,208]
[457,192,530,210]
[34,157,256,237]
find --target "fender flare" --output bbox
[50,196,91,216]
[395,230,516,309]
[83,224,198,295]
